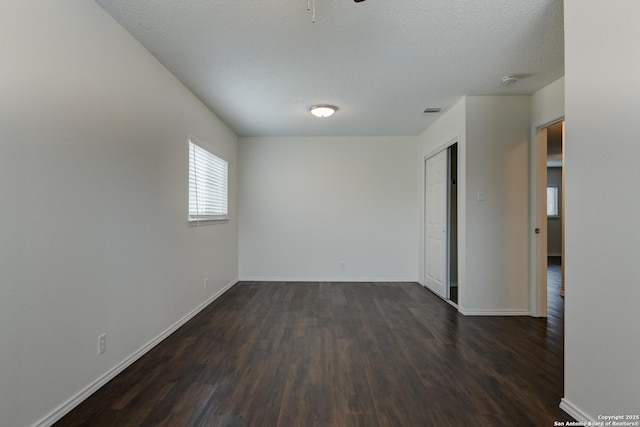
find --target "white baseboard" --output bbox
[238,276,417,283]
[459,308,531,316]
[559,398,593,422]
[33,278,238,427]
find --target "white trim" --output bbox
[458,308,530,316]
[559,398,593,423]
[532,117,565,133]
[423,136,458,161]
[187,218,229,227]
[238,276,417,283]
[33,278,238,427]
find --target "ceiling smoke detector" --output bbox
[502,74,519,85]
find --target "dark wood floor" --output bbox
[56,277,570,427]
[547,256,564,324]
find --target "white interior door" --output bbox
[425,150,448,298]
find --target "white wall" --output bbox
[238,137,417,281]
[416,96,531,314]
[529,77,565,315]
[562,0,640,420]
[416,98,467,294]
[0,1,238,426]
[531,77,565,128]
[464,96,531,314]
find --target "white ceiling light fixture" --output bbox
[309,104,338,118]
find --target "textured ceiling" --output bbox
[94,0,564,137]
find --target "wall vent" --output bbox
[422,107,442,114]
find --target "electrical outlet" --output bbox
[204,278,208,290]
[98,334,107,355]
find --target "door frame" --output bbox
[424,138,459,305]
[530,117,564,317]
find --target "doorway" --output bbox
[448,144,459,304]
[534,120,565,317]
[424,143,459,305]
[546,122,564,302]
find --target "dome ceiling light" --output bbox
[309,105,338,118]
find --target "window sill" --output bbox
[188,218,229,226]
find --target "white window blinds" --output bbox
[189,139,228,223]
[547,187,559,217]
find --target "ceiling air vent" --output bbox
[422,108,442,115]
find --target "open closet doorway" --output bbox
[448,144,459,304]
[424,142,459,305]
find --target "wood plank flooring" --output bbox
[547,256,564,323]
[55,280,571,426]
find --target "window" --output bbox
[547,187,559,217]
[188,138,228,224]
